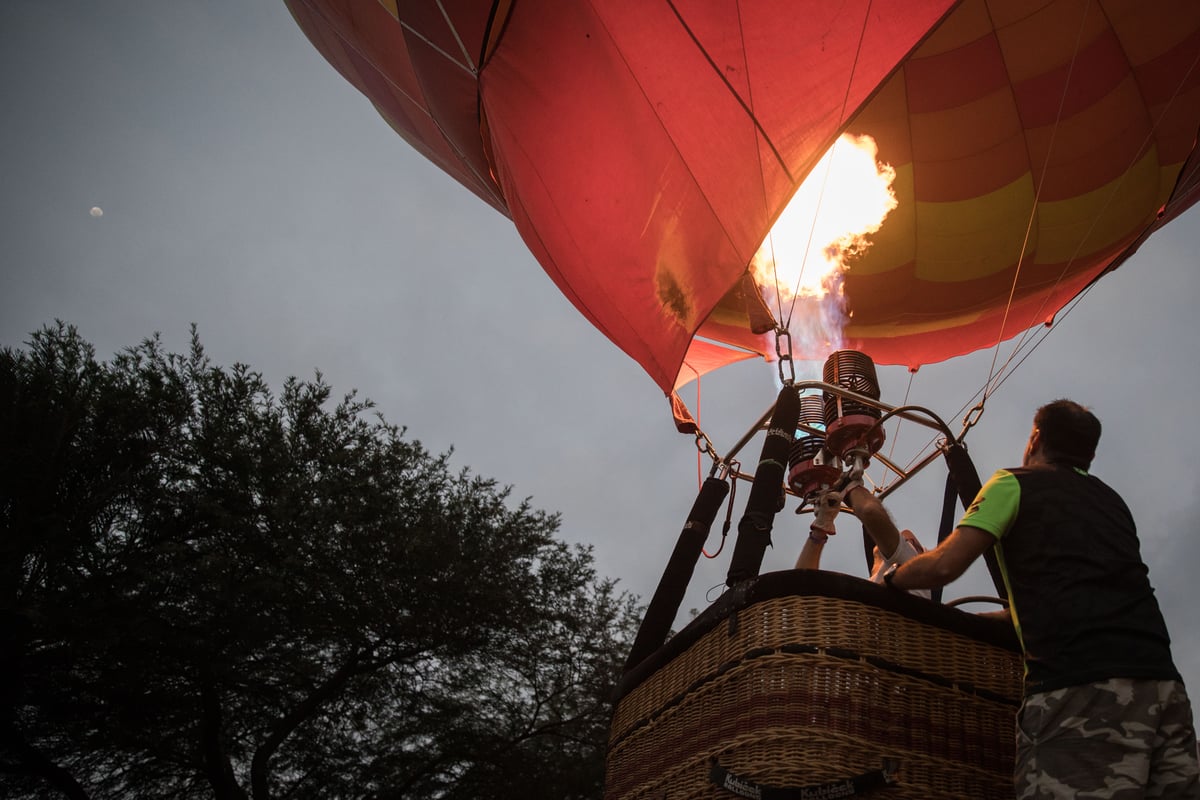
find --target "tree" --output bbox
[0,324,639,799]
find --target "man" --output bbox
[881,399,1199,798]
[795,483,930,599]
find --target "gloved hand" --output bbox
[810,488,843,541]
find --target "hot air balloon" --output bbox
[285,0,1197,389]
[285,1,1200,796]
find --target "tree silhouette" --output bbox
[1,324,637,799]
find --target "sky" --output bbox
[3,1,1198,695]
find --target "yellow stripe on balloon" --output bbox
[1031,148,1163,265]
[846,308,984,338]
[913,173,1036,282]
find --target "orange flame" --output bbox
[751,134,897,357]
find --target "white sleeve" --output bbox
[869,538,931,599]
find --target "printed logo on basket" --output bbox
[799,780,856,800]
[720,774,762,799]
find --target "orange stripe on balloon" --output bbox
[1009,28,1130,129]
[907,91,1028,202]
[1023,76,1161,202]
[1134,26,1200,158]
[910,0,992,58]
[904,29,1007,115]
[992,0,1110,84]
[1104,0,1200,66]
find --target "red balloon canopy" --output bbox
[285,0,1200,392]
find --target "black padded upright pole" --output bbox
[942,441,1006,597]
[931,472,960,604]
[943,441,982,507]
[623,476,730,672]
[725,385,801,586]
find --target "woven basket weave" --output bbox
[606,571,1022,799]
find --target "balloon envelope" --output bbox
[285,0,1200,392]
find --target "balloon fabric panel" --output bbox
[285,0,1200,388]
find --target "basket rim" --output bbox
[616,569,1020,702]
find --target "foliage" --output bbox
[0,324,639,799]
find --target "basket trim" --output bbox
[610,640,1019,753]
[607,726,1015,800]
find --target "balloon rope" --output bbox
[992,46,1200,383]
[903,278,1097,473]
[763,237,787,326]
[901,18,1102,472]
[781,151,837,329]
[901,286,1090,471]
[982,284,1096,397]
[879,368,915,486]
[983,13,1200,401]
[695,374,703,490]
[980,0,1094,406]
[783,0,873,330]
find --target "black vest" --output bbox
[998,464,1179,694]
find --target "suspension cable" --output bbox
[978,0,1094,414]
[979,4,1200,408]
[782,1,873,330]
[878,367,916,487]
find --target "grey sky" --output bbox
[3,0,1198,695]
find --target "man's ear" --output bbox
[1023,426,1042,466]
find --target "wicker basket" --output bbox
[606,571,1022,799]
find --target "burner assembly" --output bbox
[788,350,886,501]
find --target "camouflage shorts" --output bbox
[1016,677,1200,799]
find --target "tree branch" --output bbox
[249,646,386,800]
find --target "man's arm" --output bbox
[844,485,901,558]
[795,534,825,570]
[796,488,842,570]
[887,525,995,591]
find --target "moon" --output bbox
[89,206,103,217]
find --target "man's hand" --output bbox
[977,607,1012,622]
